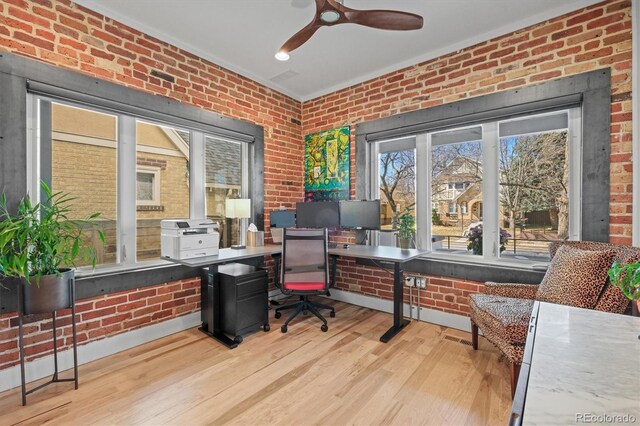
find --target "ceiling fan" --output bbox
[276,0,424,60]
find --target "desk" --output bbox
[328,245,426,342]
[169,244,426,347]
[169,245,282,349]
[510,302,640,425]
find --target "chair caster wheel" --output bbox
[234,335,243,344]
[275,312,281,319]
[281,325,288,333]
[330,311,335,318]
[321,324,328,332]
[263,324,270,332]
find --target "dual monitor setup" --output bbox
[270,200,381,231]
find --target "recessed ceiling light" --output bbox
[275,51,290,61]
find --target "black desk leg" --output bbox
[199,264,239,349]
[380,262,410,343]
[330,255,338,289]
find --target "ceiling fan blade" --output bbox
[345,10,423,31]
[279,22,322,54]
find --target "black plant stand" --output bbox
[17,274,79,406]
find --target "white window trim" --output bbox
[136,166,161,206]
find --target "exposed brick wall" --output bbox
[303,0,632,317]
[0,278,200,370]
[0,0,304,236]
[0,0,301,372]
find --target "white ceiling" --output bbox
[74,0,602,101]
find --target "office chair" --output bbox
[274,228,335,333]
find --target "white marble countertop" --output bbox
[523,302,640,425]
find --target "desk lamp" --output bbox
[225,198,251,249]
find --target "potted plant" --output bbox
[607,261,640,313]
[0,181,104,314]
[467,224,510,255]
[397,211,415,249]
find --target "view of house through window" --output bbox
[51,102,118,265]
[34,95,250,268]
[135,121,190,260]
[430,126,482,254]
[372,109,577,261]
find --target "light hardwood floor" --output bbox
[0,302,511,425]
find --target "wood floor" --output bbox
[0,302,511,425]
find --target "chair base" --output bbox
[275,296,335,332]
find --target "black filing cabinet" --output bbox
[218,263,270,343]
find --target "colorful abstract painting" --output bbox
[304,126,350,201]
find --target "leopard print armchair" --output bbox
[469,241,639,397]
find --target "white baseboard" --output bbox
[0,312,200,393]
[326,289,472,332]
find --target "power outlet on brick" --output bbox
[415,277,427,288]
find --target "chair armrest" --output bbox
[483,282,538,300]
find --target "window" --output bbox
[370,108,580,262]
[205,135,247,248]
[28,96,250,268]
[47,102,118,266]
[136,167,160,206]
[372,137,416,247]
[135,120,190,260]
[448,202,456,214]
[498,111,575,260]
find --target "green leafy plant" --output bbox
[397,211,415,241]
[0,181,105,285]
[466,225,510,255]
[607,261,640,301]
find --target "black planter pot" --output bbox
[22,269,74,315]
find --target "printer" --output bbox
[161,219,220,260]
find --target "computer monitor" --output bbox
[296,201,340,229]
[270,210,296,228]
[339,200,381,230]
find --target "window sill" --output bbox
[75,258,177,280]
[422,251,549,273]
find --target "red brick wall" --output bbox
[304,0,632,316]
[0,278,199,370]
[0,0,302,372]
[0,0,303,229]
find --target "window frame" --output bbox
[28,95,253,267]
[0,51,264,313]
[356,69,611,281]
[136,166,161,207]
[371,108,579,263]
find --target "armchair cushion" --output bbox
[469,294,534,364]
[536,245,616,309]
[483,282,538,300]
